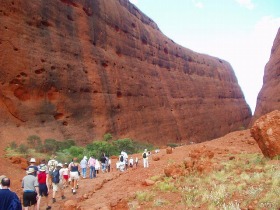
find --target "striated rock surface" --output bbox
[253,28,280,122]
[250,110,280,158]
[0,0,251,145]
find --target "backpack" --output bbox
[143,153,147,158]
[52,169,60,184]
[120,155,124,162]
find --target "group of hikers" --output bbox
[0,148,152,210]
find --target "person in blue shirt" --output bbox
[0,177,22,210]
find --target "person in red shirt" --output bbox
[37,166,51,210]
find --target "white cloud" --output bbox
[129,0,138,5]
[235,0,255,10]
[192,0,204,9]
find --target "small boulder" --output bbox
[143,179,155,186]
[152,155,160,161]
[166,147,172,154]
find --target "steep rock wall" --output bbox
[253,28,280,122]
[0,0,251,145]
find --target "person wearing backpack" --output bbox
[47,155,58,188]
[52,163,65,203]
[142,149,149,168]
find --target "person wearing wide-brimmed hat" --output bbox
[22,167,39,209]
[27,157,39,177]
[37,166,51,210]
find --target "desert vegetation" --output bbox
[5,133,154,162]
[129,153,280,210]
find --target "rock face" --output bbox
[253,28,280,122]
[250,110,280,158]
[0,0,251,145]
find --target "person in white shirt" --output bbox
[60,163,69,188]
[129,157,134,168]
[142,149,149,168]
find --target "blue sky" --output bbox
[129,0,280,112]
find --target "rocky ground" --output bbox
[0,129,262,209]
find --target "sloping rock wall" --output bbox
[253,28,280,122]
[0,0,251,145]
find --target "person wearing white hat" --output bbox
[22,167,39,209]
[27,158,39,177]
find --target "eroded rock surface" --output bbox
[250,110,280,158]
[0,0,251,145]
[253,28,280,122]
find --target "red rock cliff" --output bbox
[0,0,251,145]
[253,28,280,122]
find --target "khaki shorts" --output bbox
[52,181,63,192]
[70,171,79,180]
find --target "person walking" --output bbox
[47,155,58,188]
[60,163,70,188]
[52,163,65,203]
[142,149,149,168]
[135,157,139,168]
[0,177,22,210]
[88,155,96,179]
[37,165,51,210]
[95,159,100,175]
[22,168,39,210]
[129,157,134,168]
[100,153,107,173]
[68,158,80,194]
[80,156,88,178]
[107,157,111,172]
[27,158,38,177]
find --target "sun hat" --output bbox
[57,163,63,167]
[84,156,87,159]
[26,168,35,174]
[29,158,36,163]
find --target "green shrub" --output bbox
[27,135,42,149]
[166,143,180,148]
[18,144,28,154]
[103,133,113,142]
[9,141,18,149]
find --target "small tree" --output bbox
[18,143,28,154]
[113,138,135,154]
[27,135,42,149]
[44,138,59,153]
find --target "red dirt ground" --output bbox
[0,129,262,209]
